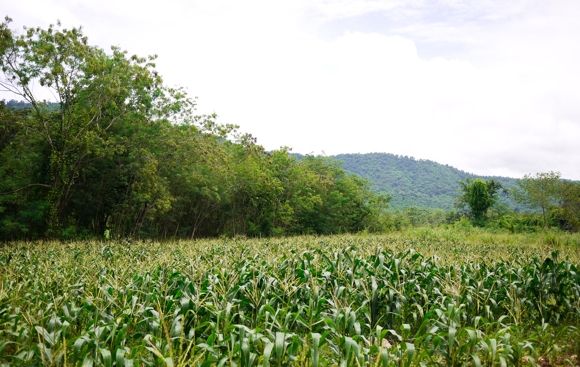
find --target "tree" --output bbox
[512,172,561,228]
[456,178,504,226]
[0,18,181,234]
[0,18,388,240]
[553,181,580,232]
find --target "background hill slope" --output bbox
[332,153,520,210]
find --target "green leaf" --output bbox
[116,349,125,367]
[262,342,274,367]
[100,348,112,367]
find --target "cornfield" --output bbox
[1,230,580,366]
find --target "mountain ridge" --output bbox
[292,152,521,210]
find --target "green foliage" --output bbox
[510,172,580,232]
[467,179,491,224]
[376,207,448,230]
[1,17,166,236]
[456,178,504,226]
[1,232,579,365]
[553,181,580,231]
[330,153,522,211]
[0,20,386,240]
[512,172,562,228]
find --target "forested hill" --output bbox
[331,153,520,210]
[1,99,59,111]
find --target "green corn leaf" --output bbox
[100,348,112,367]
[73,337,86,363]
[448,327,456,350]
[404,343,415,367]
[35,326,55,346]
[82,357,94,367]
[275,332,285,362]
[262,342,274,367]
[490,338,497,361]
[311,333,321,367]
[116,349,125,367]
[380,350,390,367]
[499,356,507,367]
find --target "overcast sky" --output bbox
[3,0,580,179]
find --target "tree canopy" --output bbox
[0,19,389,240]
[454,178,505,226]
[512,171,562,228]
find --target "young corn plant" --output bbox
[1,233,580,366]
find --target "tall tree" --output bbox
[512,171,561,228]
[456,178,504,226]
[554,181,580,232]
[1,18,388,240]
[0,18,180,234]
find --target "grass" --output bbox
[1,229,579,366]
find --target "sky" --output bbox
[3,0,580,180]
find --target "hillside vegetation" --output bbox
[333,153,523,210]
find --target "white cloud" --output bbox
[2,0,580,180]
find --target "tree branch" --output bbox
[0,183,52,195]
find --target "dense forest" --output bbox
[0,20,390,241]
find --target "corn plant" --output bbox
[1,232,579,366]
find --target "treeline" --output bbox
[328,153,580,233]
[452,174,580,232]
[1,19,578,240]
[370,175,580,233]
[0,19,389,241]
[0,99,59,111]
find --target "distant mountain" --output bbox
[333,153,525,210]
[1,99,59,111]
[292,152,522,211]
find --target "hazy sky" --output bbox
[3,0,580,179]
